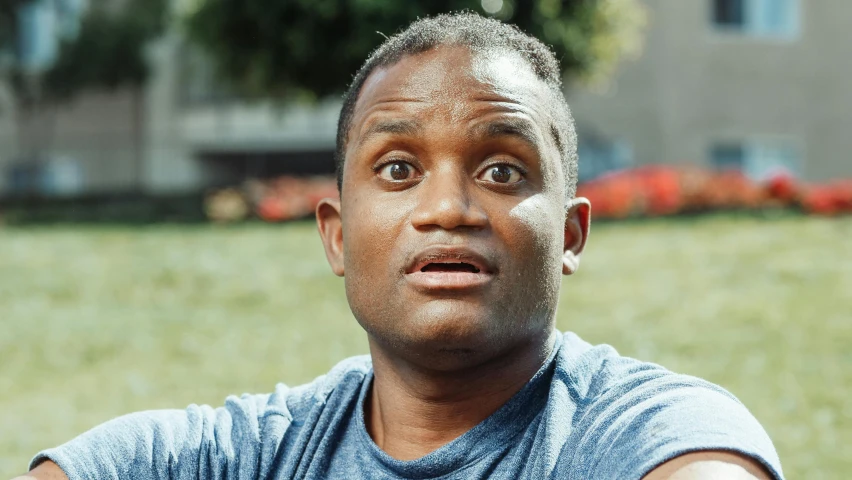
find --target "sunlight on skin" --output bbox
[644,451,773,479]
[13,460,67,480]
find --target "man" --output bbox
[18,12,783,480]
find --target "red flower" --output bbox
[257,197,287,222]
[713,170,764,209]
[800,181,852,216]
[765,172,800,204]
[830,180,852,212]
[578,174,641,219]
[801,187,837,215]
[635,167,682,215]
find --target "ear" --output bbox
[316,197,345,277]
[563,197,591,275]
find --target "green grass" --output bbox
[1,216,850,478]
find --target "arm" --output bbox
[12,460,68,480]
[644,451,774,480]
[16,391,286,480]
[568,364,784,480]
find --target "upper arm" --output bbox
[643,451,774,480]
[566,364,784,480]
[14,460,69,480]
[24,392,283,479]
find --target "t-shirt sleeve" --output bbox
[572,368,784,480]
[29,390,290,480]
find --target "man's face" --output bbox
[318,46,588,369]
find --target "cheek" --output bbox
[341,193,415,331]
[505,195,565,315]
[341,191,412,282]
[506,193,564,291]
[507,194,564,265]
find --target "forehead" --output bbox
[350,46,553,130]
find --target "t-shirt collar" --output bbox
[354,337,563,478]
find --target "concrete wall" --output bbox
[568,0,852,181]
[0,32,340,196]
[0,87,139,194]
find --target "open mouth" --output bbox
[405,248,494,291]
[420,262,481,274]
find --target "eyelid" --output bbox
[374,157,424,184]
[476,163,525,185]
[478,158,528,176]
[372,154,419,172]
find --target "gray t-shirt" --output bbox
[31,331,784,479]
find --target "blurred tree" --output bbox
[0,0,30,73]
[11,0,169,103]
[180,0,646,101]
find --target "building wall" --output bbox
[0,32,339,197]
[0,87,140,195]
[568,0,852,181]
[52,89,140,192]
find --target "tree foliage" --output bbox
[181,0,647,101]
[0,0,30,67]
[2,0,168,104]
[39,0,168,101]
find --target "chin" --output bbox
[364,299,519,370]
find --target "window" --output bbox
[713,0,745,27]
[6,154,84,197]
[711,0,799,38]
[709,139,802,180]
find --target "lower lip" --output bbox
[404,271,494,291]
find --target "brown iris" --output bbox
[390,163,410,180]
[489,165,512,183]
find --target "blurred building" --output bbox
[569,0,849,183]
[0,0,850,197]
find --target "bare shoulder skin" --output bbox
[645,451,774,479]
[13,461,68,480]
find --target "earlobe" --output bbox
[562,254,580,275]
[316,197,345,277]
[562,197,591,276]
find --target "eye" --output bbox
[377,161,416,181]
[478,164,524,184]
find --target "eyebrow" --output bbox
[355,117,545,154]
[357,119,422,147]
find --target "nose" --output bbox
[410,166,488,231]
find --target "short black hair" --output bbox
[335,11,579,199]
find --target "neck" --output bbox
[365,329,557,461]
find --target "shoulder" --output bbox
[554,331,758,420]
[554,332,783,479]
[555,331,691,401]
[249,354,372,422]
[28,355,373,478]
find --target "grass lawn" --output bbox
[1,215,850,478]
